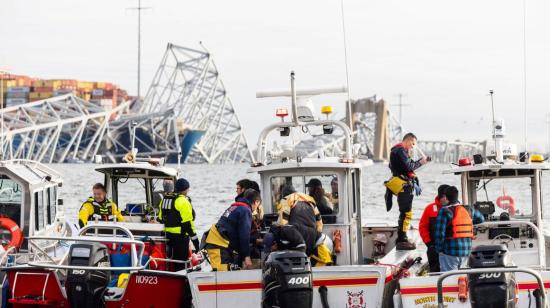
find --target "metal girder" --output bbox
[0,94,129,162]
[140,42,252,164]
[1,43,252,164]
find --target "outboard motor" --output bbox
[66,243,111,308]
[262,250,313,308]
[468,245,516,308]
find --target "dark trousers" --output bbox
[397,185,414,241]
[166,232,190,271]
[427,244,440,272]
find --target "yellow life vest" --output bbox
[384,176,409,195]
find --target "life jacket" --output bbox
[160,193,182,229]
[445,204,474,239]
[88,197,115,221]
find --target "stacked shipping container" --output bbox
[0,73,130,108]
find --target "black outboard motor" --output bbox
[468,245,516,308]
[262,250,313,308]
[65,243,111,308]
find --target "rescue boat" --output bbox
[185,72,424,307]
[0,72,424,308]
[1,158,195,307]
[0,159,75,305]
[395,119,550,308]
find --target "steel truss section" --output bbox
[140,43,252,164]
[297,96,483,163]
[0,94,129,162]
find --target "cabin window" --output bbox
[50,186,57,223]
[116,178,147,213]
[34,191,44,231]
[46,188,51,225]
[474,177,532,217]
[270,174,339,215]
[0,175,22,225]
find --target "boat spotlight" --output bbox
[321,106,334,134]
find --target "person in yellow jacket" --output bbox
[278,191,323,232]
[78,183,124,228]
[275,190,331,266]
[204,189,261,271]
[159,178,199,271]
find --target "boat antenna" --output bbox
[522,0,528,153]
[489,89,497,156]
[340,0,353,130]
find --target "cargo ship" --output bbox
[0,73,129,108]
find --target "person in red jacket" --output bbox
[418,184,450,272]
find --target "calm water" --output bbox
[51,163,550,235]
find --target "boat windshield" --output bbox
[0,176,22,225]
[270,174,339,215]
[475,177,532,217]
[116,178,147,213]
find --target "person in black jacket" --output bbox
[388,133,429,250]
[306,178,333,215]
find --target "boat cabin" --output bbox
[90,162,178,237]
[0,160,66,250]
[444,160,549,268]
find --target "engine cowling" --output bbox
[262,250,313,308]
[468,244,516,308]
[65,243,111,308]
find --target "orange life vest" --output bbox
[445,205,473,239]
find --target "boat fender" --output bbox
[496,194,516,217]
[458,276,468,302]
[332,230,342,253]
[0,217,23,250]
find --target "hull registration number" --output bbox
[136,275,158,285]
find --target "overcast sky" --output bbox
[2,0,550,151]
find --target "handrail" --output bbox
[0,246,17,267]
[436,267,546,308]
[79,223,138,265]
[28,235,145,269]
[2,159,63,178]
[78,223,135,239]
[27,263,145,272]
[255,119,353,164]
[475,220,545,266]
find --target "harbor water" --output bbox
[53,162,550,235]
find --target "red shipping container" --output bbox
[33,86,54,92]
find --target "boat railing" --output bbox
[475,220,545,267]
[2,159,62,179]
[143,257,192,270]
[26,235,145,272]
[255,119,353,165]
[0,246,18,267]
[436,267,546,308]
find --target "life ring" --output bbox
[0,217,24,250]
[496,195,516,217]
